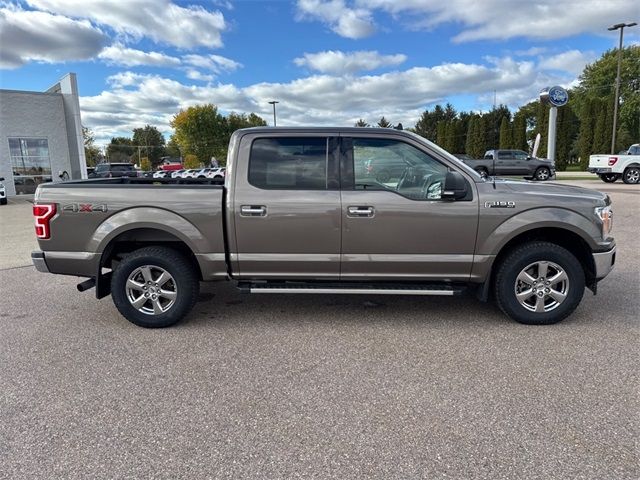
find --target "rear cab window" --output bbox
[248,137,329,190]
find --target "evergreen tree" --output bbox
[436,121,447,147]
[499,117,512,149]
[377,116,392,128]
[577,98,596,168]
[465,116,476,156]
[512,113,528,151]
[354,119,369,127]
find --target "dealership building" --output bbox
[0,73,87,196]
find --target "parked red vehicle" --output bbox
[159,163,183,171]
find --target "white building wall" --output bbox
[0,91,72,196]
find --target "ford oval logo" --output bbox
[548,86,569,107]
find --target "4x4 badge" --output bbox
[63,203,108,213]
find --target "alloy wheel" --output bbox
[126,265,178,315]
[514,261,569,313]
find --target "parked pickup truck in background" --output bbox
[32,127,615,328]
[588,144,640,184]
[461,149,555,181]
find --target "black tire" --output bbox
[599,173,619,183]
[534,167,551,181]
[0,198,6,205]
[494,241,585,325]
[622,167,640,184]
[476,167,489,179]
[111,246,199,328]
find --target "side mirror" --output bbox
[0,177,4,181]
[442,171,468,201]
[526,156,532,160]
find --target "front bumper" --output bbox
[593,246,616,280]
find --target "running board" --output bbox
[238,282,465,296]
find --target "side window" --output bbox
[352,138,448,200]
[513,151,528,161]
[249,137,328,190]
[497,151,512,159]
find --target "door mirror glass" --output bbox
[441,171,468,200]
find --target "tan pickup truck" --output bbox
[32,127,616,327]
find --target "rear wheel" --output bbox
[494,241,584,325]
[0,198,6,205]
[622,167,640,184]
[111,246,199,328]
[599,173,619,183]
[534,167,551,181]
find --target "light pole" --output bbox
[268,100,279,126]
[608,22,637,154]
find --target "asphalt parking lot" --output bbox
[0,181,638,479]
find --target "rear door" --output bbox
[231,133,341,279]
[340,135,478,280]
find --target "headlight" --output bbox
[595,205,613,237]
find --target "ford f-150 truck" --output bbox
[32,127,615,328]
[588,144,640,184]
[462,149,555,181]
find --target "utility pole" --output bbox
[268,100,279,126]
[608,22,637,154]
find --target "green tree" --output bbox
[132,125,166,168]
[576,98,596,168]
[171,104,266,165]
[575,45,640,145]
[512,113,528,151]
[82,126,102,167]
[106,137,134,162]
[436,121,447,147]
[140,157,151,172]
[354,119,369,127]
[183,154,201,169]
[165,136,181,159]
[499,117,512,149]
[377,116,392,128]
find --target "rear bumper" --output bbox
[588,167,612,174]
[31,250,98,277]
[593,246,616,280]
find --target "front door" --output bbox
[233,135,341,279]
[340,136,478,280]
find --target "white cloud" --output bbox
[98,44,181,67]
[0,5,106,68]
[81,57,552,143]
[296,0,375,39]
[26,0,226,48]
[294,50,407,73]
[538,50,597,76]
[183,54,242,73]
[185,69,215,82]
[296,0,639,42]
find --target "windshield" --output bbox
[628,145,640,155]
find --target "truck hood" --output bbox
[492,178,609,205]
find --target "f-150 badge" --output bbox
[63,203,108,213]
[484,201,516,208]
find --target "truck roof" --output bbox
[236,126,415,137]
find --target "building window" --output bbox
[8,138,52,194]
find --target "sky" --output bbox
[0,0,638,144]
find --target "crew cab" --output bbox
[588,144,640,184]
[32,128,615,328]
[462,149,555,181]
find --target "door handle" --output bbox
[240,205,267,217]
[347,206,375,218]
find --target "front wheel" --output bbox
[494,242,585,325]
[111,246,199,328]
[599,173,619,183]
[622,167,640,184]
[534,167,551,181]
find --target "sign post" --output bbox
[539,86,568,162]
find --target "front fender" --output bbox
[89,207,209,254]
[477,207,602,255]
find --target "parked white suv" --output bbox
[589,144,640,184]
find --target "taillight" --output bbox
[33,204,56,239]
[608,157,618,166]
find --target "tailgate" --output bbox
[588,155,611,168]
